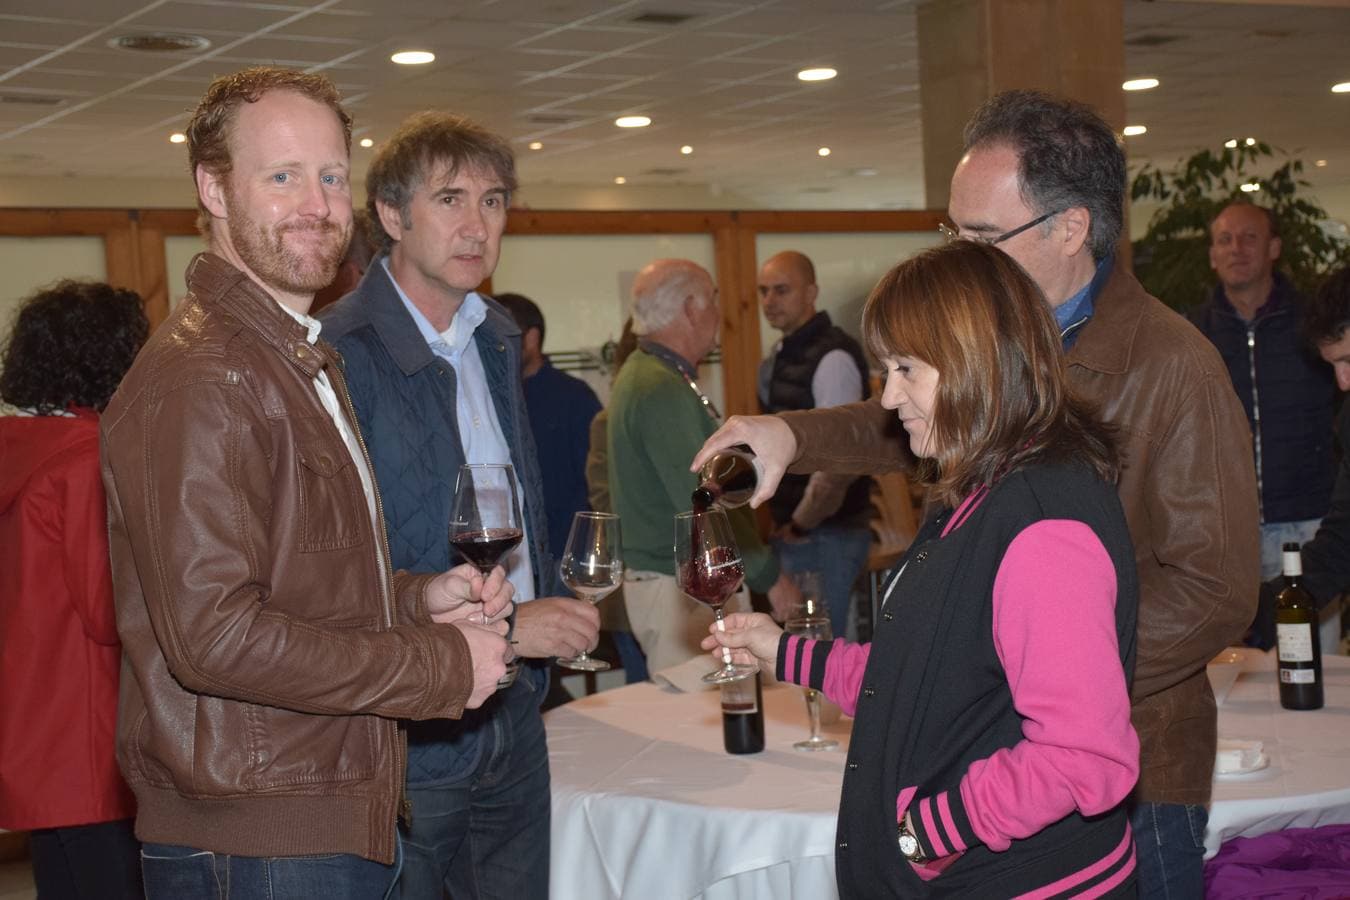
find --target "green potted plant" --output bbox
[1130,142,1350,311]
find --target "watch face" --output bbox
[898,832,919,857]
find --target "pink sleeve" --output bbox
[777,634,871,716]
[962,520,1138,850]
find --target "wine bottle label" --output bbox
[1276,623,1315,663]
[1280,668,1317,684]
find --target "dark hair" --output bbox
[496,292,545,345]
[0,280,149,414]
[1305,266,1350,346]
[186,66,352,237]
[861,241,1117,506]
[963,89,1125,262]
[1209,201,1280,241]
[365,112,518,252]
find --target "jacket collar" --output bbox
[186,252,329,378]
[1066,260,1151,376]
[1210,271,1295,321]
[348,253,519,377]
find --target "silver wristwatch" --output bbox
[897,815,928,863]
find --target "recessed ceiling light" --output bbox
[1122,77,1160,91]
[614,176,627,185]
[168,132,186,144]
[1225,139,1239,148]
[1122,125,1147,136]
[615,115,651,128]
[798,67,837,82]
[390,50,435,65]
[1315,159,1328,167]
[680,145,693,155]
[359,138,374,148]
[1240,182,1261,192]
[1332,82,1350,93]
[853,167,878,177]
[528,141,543,150]
[1245,137,1257,146]
[817,147,831,157]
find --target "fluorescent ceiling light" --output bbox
[1240,182,1261,192]
[391,50,434,65]
[615,116,651,128]
[359,138,374,148]
[1225,139,1238,148]
[614,176,627,184]
[528,141,543,150]
[168,132,185,144]
[1123,125,1147,136]
[1332,82,1350,93]
[817,147,831,157]
[1122,77,1160,91]
[680,145,693,155]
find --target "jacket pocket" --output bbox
[292,416,365,553]
[238,703,379,791]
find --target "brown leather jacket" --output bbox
[781,264,1259,805]
[102,254,476,864]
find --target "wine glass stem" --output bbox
[805,688,822,741]
[713,607,732,665]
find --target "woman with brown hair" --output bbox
[707,240,1140,897]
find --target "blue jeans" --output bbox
[399,677,551,899]
[140,839,400,899]
[773,524,873,636]
[1131,802,1207,900]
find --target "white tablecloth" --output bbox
[545,680,849,900]
[1205,649,1350,857]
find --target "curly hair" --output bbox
[1305,265,1350,346]
[186,66,352,236]
[0,280,149,413]
[861,241,1117,506]
[963,90,1125,262]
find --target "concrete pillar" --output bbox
[918,0,1125,210]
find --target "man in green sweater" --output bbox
[608,258,801,689]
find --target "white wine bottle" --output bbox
[1275,542,1324,711]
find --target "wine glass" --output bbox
[674,508,756,685]
[450,463,524,686]
[558,512,624,672]
[783,580,839,752]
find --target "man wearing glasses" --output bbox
[698,89,1258,898]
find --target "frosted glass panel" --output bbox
[0,236,106,347]
[166,235,208,310]
[493,233,718,406]
[754,232,941,361]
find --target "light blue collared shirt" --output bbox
[381,258,536,602]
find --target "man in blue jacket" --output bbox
[1189,201,1336,579]
[319,111,599,900]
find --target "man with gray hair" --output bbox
[607,258,800,688]
[696,90,1258,896]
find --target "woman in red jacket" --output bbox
[0,280,148,899]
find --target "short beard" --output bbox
[225,194,351,298]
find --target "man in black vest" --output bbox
[757,250,873,635]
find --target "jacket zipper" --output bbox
[325,355,409,857]
[1245,325,1265,523]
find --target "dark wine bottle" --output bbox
[693,444,762,511]
[1275,542,1323,710]
[721,672,765,754]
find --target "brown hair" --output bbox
[861,240,1117,506]
[365,111,518,251]
[186,66,352,236]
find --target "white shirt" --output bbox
[383,259,537,602]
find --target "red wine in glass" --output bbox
[674,508,756,685]
[450,464,524,687]
[450,527,523,573]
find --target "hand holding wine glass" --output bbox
[700,611,783,670]
[558,512,624,672]
[675,508,756,685]
[424,563,515,626]
[449,463,525,687]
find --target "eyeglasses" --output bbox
[938,209,1062,246]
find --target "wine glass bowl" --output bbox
[674,508,756,685]
[559,512,623,672]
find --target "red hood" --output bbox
[0,410,101,514]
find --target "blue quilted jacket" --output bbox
[319,260,555,785]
